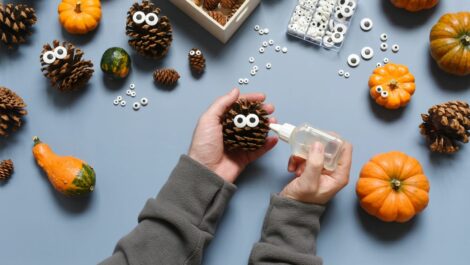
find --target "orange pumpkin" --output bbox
[356,151,430,223]
[32,137,96,196]
[58,0,102,34]
[390,0,438,12]
[369,63,416,110]
[430,12,470,76]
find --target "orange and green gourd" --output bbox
[32,137,96,196]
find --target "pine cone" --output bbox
[222,99,269,151]
[208,11,227,26]
[221,0,238,9]
[194,0,203,6]
[126,0,173,59]
[0,159,13,181]
[153,68,180,86]
[0,3,37,48]
[0,87,27,137]
[228,2,243,20]
[188,48,206,74]
[40,40,94,92]
[420,101,470,154]
[204,0,221,10]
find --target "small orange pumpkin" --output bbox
[356,151,430,223]
[369,63,416,110]
[390,0,439,12]
[32,137,96,196]
[58,0,102,35]
[430,12,470,76]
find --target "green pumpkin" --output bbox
[100,47,131,79]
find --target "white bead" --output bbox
[347,54,361,67]
[251,70,257,76]
[259,29,265,35]
[129,84,136,90]
[249,57,255,63]
[132,102,141,110]
[361,47,374,60]
[238,78,244,85]
[264,28,269,34]
[392,44,400,53]
[259,47,265,53]
[360,18,373,31]
[116,96,123,102]
[338,69,345,76]
[243,78,249,84]
[383,57,390,64]
[253,65,259,71]
[266,63,272,69]
[380,33,388,42]
[380,42,388,51]
[275,46,281,52]
[254,25,260,31]
[113,99,120,106]
[282,47,288,53]
[344,72,350,78]
[268,39,274,45]
[126,89,132,96]
[262,41,268,47]
[120,100,126,107]
[131,91,137,97]
[376,62,382,68]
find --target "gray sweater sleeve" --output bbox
[249,195,325,265]
[99,155,237,265]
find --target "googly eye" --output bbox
[392,44,400,53]
[54,46,67,59]
[140,97,148,106]
[243,78,249,84]
[120,100,127,107]
[238,78,244,85]
[132,11,146,24]
[145,13,159,26]
[131,91,137,97]
[262,41,268,47]
[116,96,123,101]
[126,89,132,96]
[380,42,388,51]
[246,114,260,128]
[347,54,361,67]
[259,47,265,53]
[251,70,257,76]
[42,51,56,64]
[113,99,120,106]
[380,33,388,42]
[249,57,255,63]
[383,57,390,64]
[129,83,136,90]
[344,72,350,78]
[381,91,389,98]
[360,18,373,31]
[376,62,382,68]
[375,86,383,93]
[189,50,195,56]
[132,102,141,110]
[196,50,202,56]
[361,47,374,60]
[233,114,247,128]
[275,46,281,52]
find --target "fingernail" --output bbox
[313,142,324,152]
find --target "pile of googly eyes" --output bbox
[338,19,401,79]
[288,0,358,51]
[237,30,289,85]
[113,83,149,111]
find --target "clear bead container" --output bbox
[287,0,359,51]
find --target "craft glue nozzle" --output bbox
[269,123,296,142]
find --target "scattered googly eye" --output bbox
[132,102,141,110]
[259,47,265,53]
[254,25,260,31]
[116,96,123,102]
[120,100,127,107]
[132,11,146,24]
[268,39,274,45]
[392,44,400,53]
[338,69,345,76]
[249,57,255,63]
[380,33,388,42]
[282,47,288,53]
[130,91,137,97]
[246,114,260,128]
[344,72,350,78]
[381,91,389,98]
[275,46,281,52]
[189,50,195,56]
[259,29,265,35]
[264,28,270,34]
[380,42,388,51]
[196,50,202,56]
[262,41,268,47]
[361,47,374,60]
[140,97,148,106]
[360,18,373,31]
[243,78,249,84]
[266,63,272,69]
[375,86,383,93]
[113,99,120,106]
[238,78,244,85]
[253,65,259,71]
[233,114,247,128]
[383,57,390,64]
[347,54,361,67]
[145,13,159,26]
[129,83,136,90]
[42,51,56,64]
[376,62,382,68]
[251,70,257,76]
[54,46,67,59]
[126,89,132,96]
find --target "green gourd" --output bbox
[100,47,131,79]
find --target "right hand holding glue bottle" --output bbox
[270,123,353,204]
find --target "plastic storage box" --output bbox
[287,0,358,51]
[170,0,261,43]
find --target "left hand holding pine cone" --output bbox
[188,88,278,183]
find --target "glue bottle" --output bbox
[269,123,344,171]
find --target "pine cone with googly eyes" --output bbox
[126,0,173,59]
[188,48,206,74]
[40,40,94,92]
[222,99,269,151]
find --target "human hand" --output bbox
[280,141,353,205]
[188,88,278,183]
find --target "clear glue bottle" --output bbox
[269,123,344,171]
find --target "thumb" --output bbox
[301,142,325,184]
[206,88,240,117]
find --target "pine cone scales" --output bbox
[0,159,14,181]
[126,1,173,59]
[222,99,269,151]
[0,87,27,137]
[208,11,227,26]
[0,3,37,48]
[420,101,470,153]
[204,0,221,10]
[153,68,180,86]
[228,2,243,20]
[188,48,206,74]
[221,0,238,9]
[40,40,94,92]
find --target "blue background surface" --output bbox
[1,0,469,264]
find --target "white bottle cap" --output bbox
[269,123,296,142]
